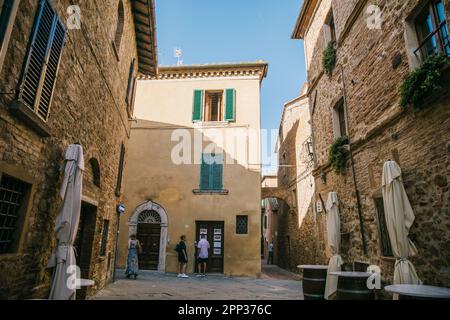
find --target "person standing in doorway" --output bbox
[177,235,189,278]
[267,240,274,265]
[125,234,142,280]
[197,235,210,277]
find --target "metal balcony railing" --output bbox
[414,20,450,60]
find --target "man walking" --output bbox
[267,240,274,265]
[197,235,210,277]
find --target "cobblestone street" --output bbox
[92,263,303,300]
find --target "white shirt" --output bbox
[197,239,210,259]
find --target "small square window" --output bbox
[236,215,248,235]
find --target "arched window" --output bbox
[138,210,161,224]
[114,1,125,52]
[89,158,101,188]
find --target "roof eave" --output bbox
[291,0,319,40]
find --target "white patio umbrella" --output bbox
[382,160,421,288]
[47,144,84,300]
[324,192,344,300]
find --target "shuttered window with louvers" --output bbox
[18,0,66,121]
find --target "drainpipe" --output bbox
[112,212,121,283]
[340,65,368,255]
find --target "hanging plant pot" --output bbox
[329,136,349,174]
[323,41,337,76]
[399,55,449,110]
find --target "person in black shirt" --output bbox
[177,235,189,278]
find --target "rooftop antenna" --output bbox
[174,47,183,66]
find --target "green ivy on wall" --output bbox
[323,41,337,76]
[329,136,349,174]
[400,54,449,110]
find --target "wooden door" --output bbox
[137,223,161,270]
[196,221,224,273]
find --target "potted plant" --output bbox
[329,136,349,174]
[323,41,337,76]
[400,54,449,110]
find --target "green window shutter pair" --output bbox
[192,89,236,122]
[200,154,223,191]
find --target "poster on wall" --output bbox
[213,249,221,255]
[200,229,208,235]
[214,242,221,248]
[214,229,222,235]
[214,235,222,241]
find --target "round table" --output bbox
[385,284,450,300]
[329,272,374,300]
[298,265,329,300]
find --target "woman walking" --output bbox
[125,234,142,280]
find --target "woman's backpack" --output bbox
[174,243,180,252]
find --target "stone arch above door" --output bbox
[128,201,168,272]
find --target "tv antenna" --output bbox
[174,47,183,66]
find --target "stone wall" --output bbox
[304,0,450,287]
[0,0,139,299]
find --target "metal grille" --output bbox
[236,215,248,235]
[0,174,29,254]
[138,210,161,224]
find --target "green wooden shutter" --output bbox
[225,89,236,122]
[200,154,210,191]
[18,0,66,121]
[192,90,203,122]
[212,154,223,190]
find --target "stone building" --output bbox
[0,0,157,299]
[293,0,450,286]
[272,89,319,273]
[117,62,268,277]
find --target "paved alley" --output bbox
[92,265,303,300]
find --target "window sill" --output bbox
[193,189,229,195]
[193,121,233,128]
[9,100,52,137]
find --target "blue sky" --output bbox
[155,0,306,174]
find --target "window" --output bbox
[205,91,223,121]
[89,158,101,188]
[323,10,337,46]
[414,0,449,60]
[192,89,236,122]
[332,99,347,138]
[125,58,136,114]
[236,215,248,235]
[0,174,30,254]
[16,0,66,122]
[374,198,393,257]
[200,153,223,191]
[115,143,125,197]
[100,220,109,257]
[113,0,124,56]
[0,0,19,73]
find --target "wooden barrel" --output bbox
[301,266,328,300]
[335,273,374,300]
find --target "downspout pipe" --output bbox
[340,65,368,255]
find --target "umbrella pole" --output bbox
[340,65,367,255]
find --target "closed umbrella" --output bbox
[382,160,421,288]
[324,192,344,300]
[47,144,84,300]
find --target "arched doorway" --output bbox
[129,201,168,272]
[137,210,161,270]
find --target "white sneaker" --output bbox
[181,274,189,278]
[177,274,182,278]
